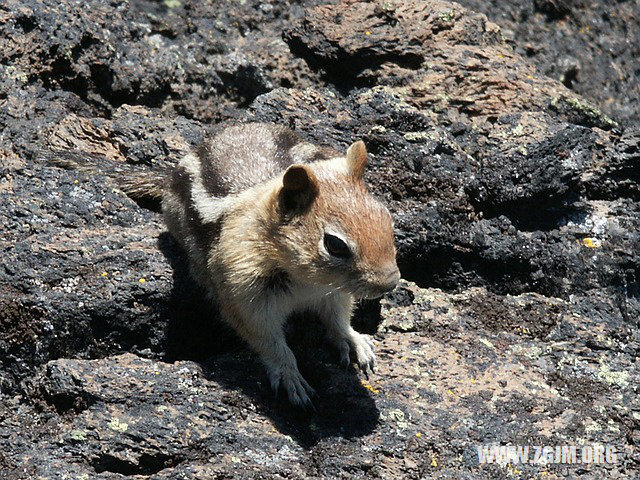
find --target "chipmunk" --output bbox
[48,123,400,408]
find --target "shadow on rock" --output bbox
[158,232,380,447]
[201,342,380,448]
[159,232,244,361]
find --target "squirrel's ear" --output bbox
[280,164,318,212]
[346,140,367,180]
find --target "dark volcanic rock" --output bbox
[454,0,640,126]
[283,0,617,129]
[0,104,210,390]
[1,284,637,478]
[1,0,639,479]
[0,0,322,122]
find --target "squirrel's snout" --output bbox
[362,266,400,299]
[380,266,401,293]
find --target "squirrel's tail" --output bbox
[40,150,167,210]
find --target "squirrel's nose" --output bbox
[380,266,401,292]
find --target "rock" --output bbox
[1,0,639,478]
[0,0,319,123]
[454,0,640,125]
[1,281,637,478]
[284,0,616,129]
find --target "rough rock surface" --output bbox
[454,0,640,125]
[1,0,639,479]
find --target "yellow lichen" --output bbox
[107,418,128,433]
[361,380,379,394]
[69,429,87,441]
[582,237,601,248]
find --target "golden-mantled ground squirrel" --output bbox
[49,123,400,408]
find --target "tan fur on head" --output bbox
[272,144,399,300]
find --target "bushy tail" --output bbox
[39,150,167,210]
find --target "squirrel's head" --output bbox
[275,140,400,299]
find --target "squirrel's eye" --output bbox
[323,233,352,259]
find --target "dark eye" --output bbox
[323,233,352,259]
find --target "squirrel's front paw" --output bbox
[268,364,315,409]
[336,331,377,377]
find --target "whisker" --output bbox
[324,283,347,297]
